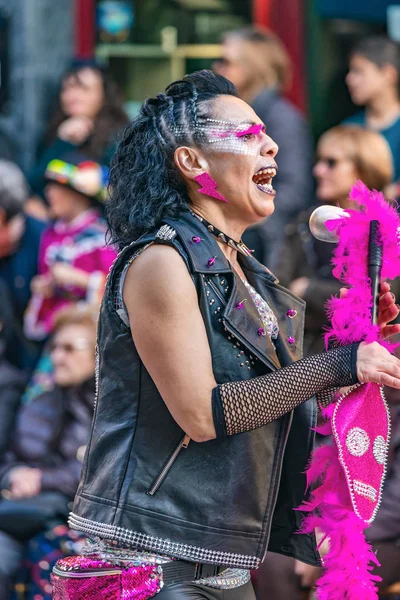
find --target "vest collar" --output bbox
[164,210,232,274]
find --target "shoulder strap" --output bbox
[108,225,190,288]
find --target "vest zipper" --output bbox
[207,278,227,306]
[147,434,191,496]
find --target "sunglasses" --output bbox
[50,338,92,354]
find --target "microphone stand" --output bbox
[368,220,383,326]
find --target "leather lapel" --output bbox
[239,255,306,366]
[223,274,281,371]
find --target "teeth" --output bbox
[253,167,276,182]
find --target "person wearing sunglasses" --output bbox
[0,305,97,599]
[275,125,393,356]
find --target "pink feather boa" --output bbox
[298,181,400,599]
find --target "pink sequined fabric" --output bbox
[332,382,389,524]
[51,555,162,599]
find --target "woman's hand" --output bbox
[340,282,400,339]
[357,342,400,388]
[51,263,90,289]
[30,274,54,297]
[377,282,400,338]
[57,116,94,145]
[8,466,42,499]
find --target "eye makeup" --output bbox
[202,119,266,155]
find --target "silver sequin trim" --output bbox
[373,435,387,465]
[69,513,260,569]
[194,568,250,589]
[345,427,370,457]
[353,480,377,503]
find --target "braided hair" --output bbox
[107,70,237,248]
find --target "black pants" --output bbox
[158,580,255,599]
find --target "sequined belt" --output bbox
[52,555,227,599]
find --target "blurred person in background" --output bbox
[24,152,117,341]
[274,125,393,356]
[344,36,400,194]
[0,161,46,322]
[0,161,46,369]
[214,26,313,268]
[0,305,97,599]
[0,279,26,459]
[27,62,129,217]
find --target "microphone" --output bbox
[309,205,349,243]
[309,205,383,325]
[368,221,382,325]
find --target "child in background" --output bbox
[25,152,117,340]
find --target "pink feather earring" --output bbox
[194,173,227,203]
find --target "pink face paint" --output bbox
[195,173,227,203]
[236,124,265,138]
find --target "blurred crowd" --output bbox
[0,28,399,600]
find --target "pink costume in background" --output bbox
[24,208,117,340]
[299,181,400,600]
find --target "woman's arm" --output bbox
[124,244,217,443]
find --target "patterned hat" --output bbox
[45,152,109,203]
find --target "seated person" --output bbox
[0,305,97,600]
[24,152,117,341]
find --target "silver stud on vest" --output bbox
[156,225,177,241]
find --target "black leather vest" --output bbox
[70,210,319,569]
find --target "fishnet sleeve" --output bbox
[212,344,359,437]
[316,387,339,410]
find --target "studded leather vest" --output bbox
[70,209,319,569]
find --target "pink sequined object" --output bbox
[332,382,389,524]
[51,555,162,600]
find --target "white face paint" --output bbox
[176,118,266,156]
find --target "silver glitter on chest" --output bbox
[242,279,279,340]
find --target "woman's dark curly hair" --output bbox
[106,70,238,248]
[46,62,129,160]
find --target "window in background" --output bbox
[95,0,252,114]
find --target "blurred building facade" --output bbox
[0,0,73,170]
[0,0,397,169]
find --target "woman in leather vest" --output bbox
[68,71,400,599]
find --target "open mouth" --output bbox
[252,165,277,195]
